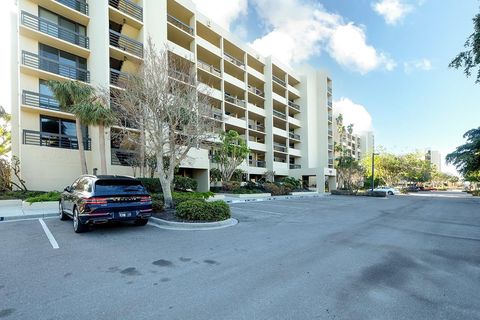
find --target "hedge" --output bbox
[174,176,197,191]
[138,178,162,194]
[175,200,231,221]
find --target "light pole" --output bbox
[371,152,379,192]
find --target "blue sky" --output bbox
[194,0,479,173]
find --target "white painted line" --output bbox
[39,218,59,249]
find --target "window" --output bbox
[40,115,89,149]
[75,178,92,192]
[39,44,87,80]
[39,79,59,110]
[39,8,87,45]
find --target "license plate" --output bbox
[118,211,132,218]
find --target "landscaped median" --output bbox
[331,190,387,197]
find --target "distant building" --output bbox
[425,149,442,171]
[360,131,375,158]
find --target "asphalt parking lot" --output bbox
[1,192,479,320]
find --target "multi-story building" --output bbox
[425,149,442,172]
[11,0,336,192]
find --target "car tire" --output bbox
[388,191,394,195]
[134,219,148,226]
[73,207,88,233]
[59,202,69,221]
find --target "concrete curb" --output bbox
[225,193,325,204]
[149,216,238,231]
[0,212,59,222]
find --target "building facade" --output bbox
[11,0,335,192]
[425,149,442,172]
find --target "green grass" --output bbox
[0,191,50,200]
[24,191,61,204]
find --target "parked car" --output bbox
[59,175,152,233]
[405,185,420,192]
[373,186,400,195]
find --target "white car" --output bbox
[373,186,400,195]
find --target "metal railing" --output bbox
[169,69,192,83]
[224,93,246,108]
[110,68,129,87]
[249,160,266,168]
[290,164,301,169]
[289,132,300,140]
[328,129,333,136]
[288,100,300,111]
[23,130,91,150]
[224,53,244,68]
[22,51,90,82]
[212,110,223,120]
[272,75,286,87]
[274,156,286,163]
[328,86,332,94]
[197,60,221,77]
[22,91,60,111]
[328,144,333,150]
[273,143,287,153]
[167,14,193,35]
[328,115,333,122]
[56,0,88,15]
[249,124,265,132]
[248,85,264,97]
[21,11,89,49]
[109,0,143,22]
[111,148,139,166]
[328,101,332,108]
[273,110,286,120]
[109,29,143,58]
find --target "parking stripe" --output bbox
[38,218,59,249]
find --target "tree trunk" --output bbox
[75,118,88,174]
[98,124,107,175]
[157,154,174,208]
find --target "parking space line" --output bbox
[231,208,284,215]
[38,218,59,249]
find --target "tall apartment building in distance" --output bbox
[425,149,442,172]
[11,0,337,192]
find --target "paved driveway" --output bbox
[0,192,479,320]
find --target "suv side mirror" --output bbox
[64,186,72,193]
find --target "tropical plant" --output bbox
[446,127,480,177]
[336,155,364,191]
[213,130,250,182]
[0,106,11,156]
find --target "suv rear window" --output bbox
[94,180,146,195]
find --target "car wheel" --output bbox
[73,207,88,233]
[388,191,394,195]
[134,219,148,226]
[59,202,69,221]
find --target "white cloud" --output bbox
[372,0,413,25]
[333,98,373,133]
[249,0,395,73]
[191,0,248,31]
[403,58,432,74]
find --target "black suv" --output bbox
[59,175,152,233]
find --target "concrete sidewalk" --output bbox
[0,200,58,221]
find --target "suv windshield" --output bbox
[94,180,146,195]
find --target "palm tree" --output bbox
[71,102,116,175]
[47,80,95,174]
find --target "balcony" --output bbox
[274,156,287,163]
[110,69,129,88]
[167,14,193,35]
[212,110,223,121]
[328,101,332,108]
[273,143,287,153]
[272,75,286,87]
[225,93,246,108]
[224,53,244,69]
[56,0,88,15]
[21,11,89,49]
[198,60,221,77]
[249,124,265,132]
[109,30,143,59]
[21,51,90,82]
[169,69,191,84]
[248,85,264,97]
[328,129,333,136]
[290,164,301,169]
[249,160,266,168]
[289,132,300,140]
[288,100,300,111]
[23,130,91,150]
[22,91,60,111]
[328,144,333,151]
[328,86,332,94]
[109,0,143,22]
[111,148,139,166]
[328,115,333,122]
[273,110,286,120]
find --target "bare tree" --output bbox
[110,39,218,208]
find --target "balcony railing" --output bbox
[109,0,143,22]
[56,0,88,15]
[224,53,244,68]
[249,160,266,168]
[274,157,286,163]
[328,129,333,136]
[212,110,223,120]
[289,132,300,140]
[21,11,89,49]
[111,148,139,166]
[22,91,60,111]
[328,144,333,150]
[328,86,332,94]
[197,60,221,77]
[273,143,287,153]
[167,14,193,35]
[249,124,265,132]
[328,101,332,108]
[273,110,286,120]
[272,75,286,87]
[110,68,129,87]
[109,30,143,58]
[288,100,300,111]
[169,69,192,83]
[328,115,333,122]
[290,164,301,169]
[248,85,264,97]
[23,130,91,150]
[224,93,246,108]
[22,51,90,82]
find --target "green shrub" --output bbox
[281,177,301,191]
[231,169,245,182]
[175,200,231,221]
[222,181,241,192]
[25,191,61,204]
[0,190,49,200]
[138,178,162,194]
[151,194,164,212]
[152,191,213,206]
[263,182,291,196]
[174,176,198,191]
